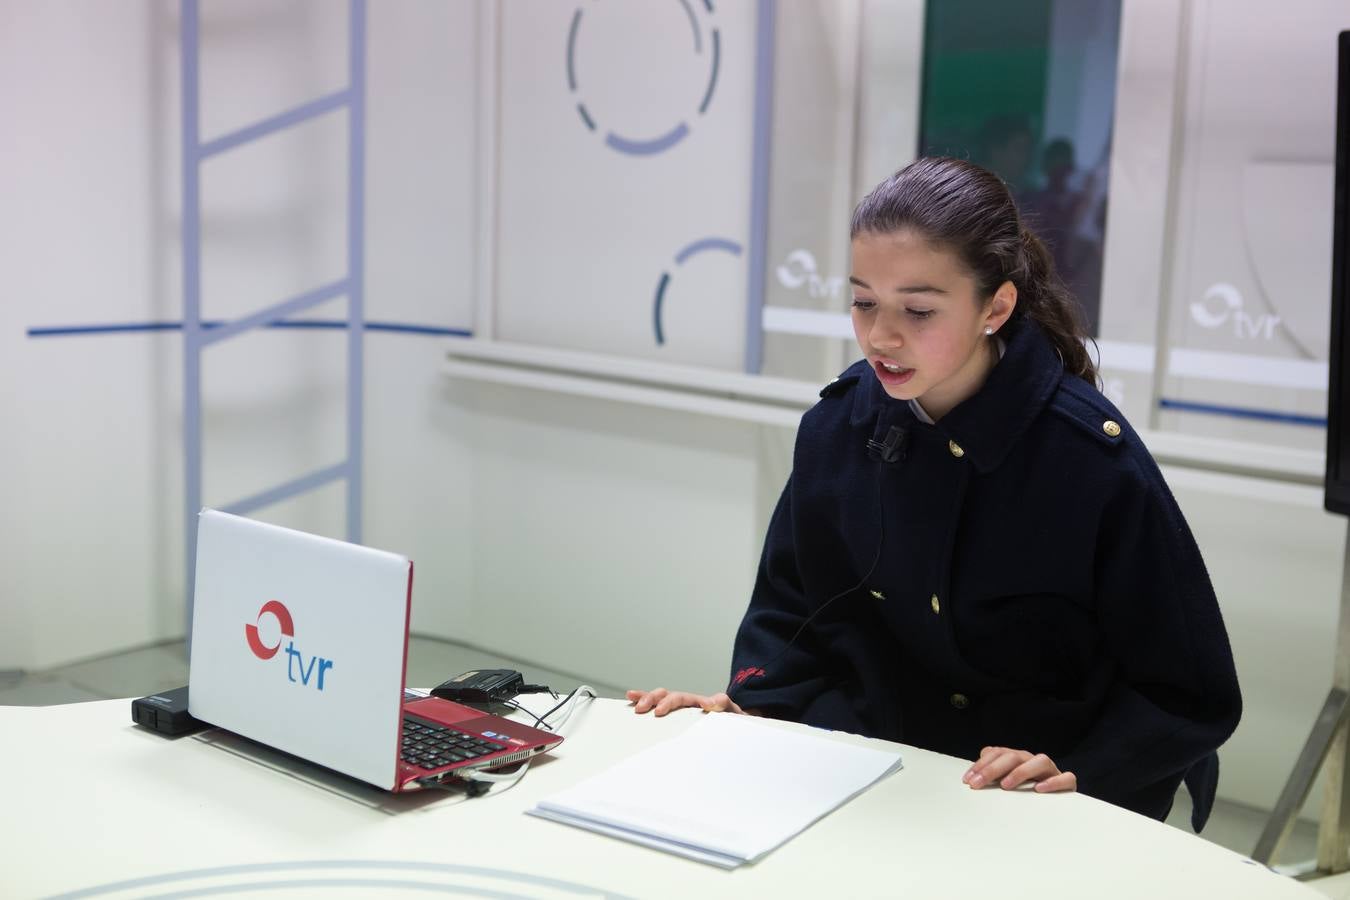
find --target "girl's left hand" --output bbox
[962,746,1077,793]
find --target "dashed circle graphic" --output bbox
[49,859,638,899]
[567,0,720,156]
[653,237,743,345]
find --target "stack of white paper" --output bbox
[529,712,904,868]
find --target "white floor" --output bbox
[4,639,1349,895]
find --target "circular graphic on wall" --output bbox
[55,859,635,899]
[652,236,743,345]
[567,0,721,156]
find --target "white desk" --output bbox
[0,698,1318,899]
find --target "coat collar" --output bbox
[848,319,1064,474]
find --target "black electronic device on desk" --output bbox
[430,669,528,706]
[131,686,209,736]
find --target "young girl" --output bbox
[628,157,1241,829]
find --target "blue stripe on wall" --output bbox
[24,326,1327,429]
[27,320,473,339]
[1159,397,1327,427]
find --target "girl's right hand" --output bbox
[625,687,747,717]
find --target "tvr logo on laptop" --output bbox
[244,600,335,691]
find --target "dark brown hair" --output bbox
[850,156,1097,384]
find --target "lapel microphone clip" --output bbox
[867,425,908,464]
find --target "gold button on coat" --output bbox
[869,589,885,600]
[1103,420,1121,437]
[948,440,965,458]
[930,594,940,614]
[950,693,969,710]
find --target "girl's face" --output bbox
[850,229,1015,420]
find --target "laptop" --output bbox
[188,508,563,792]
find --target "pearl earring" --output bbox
[984,326,994,336]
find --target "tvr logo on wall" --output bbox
[244,600,334,691]
[775,250,844,301]
[1190,283,1281,340]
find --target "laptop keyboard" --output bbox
[401,715,509,771]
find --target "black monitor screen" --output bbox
[1328,31,1350,516]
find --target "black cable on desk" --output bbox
[537,686,597,731]
[517,683,556,697]
[503,698,552,731]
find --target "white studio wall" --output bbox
[4,2,180,669]
[1166,469,1347,812]
[1,0,480,667]
[448,381,780,694]
[1153,0,1347,448]
[493,0,765,377]
[3,0,1350,824]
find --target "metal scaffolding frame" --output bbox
[179,0,366,626]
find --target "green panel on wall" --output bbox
[917,0,1121,333]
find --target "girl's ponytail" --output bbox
[1016,227,1097,385]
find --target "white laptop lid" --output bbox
[188,509,412,790]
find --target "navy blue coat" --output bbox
[728,320,1241,829]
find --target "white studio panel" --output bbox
[495,0,758,371]
[365,334,477,642]
[757,1,928,386]
[455,380,762,692]
[190,2,353,547]
[759,1,864,384]
[1,2,173,669]
[198,326,347,519]
[2,2,161,329]
[365,0,479,331]
[853,0,926,197]
[1161,0,1349,449]
[362,1,480,641]
[1095,0,1182,424]
[5,332,174,670]
[753,0,925,386]
[2,0,484,669]
[1166,467,1348,812]
[197,112,349,327]
[195,0,348,143]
